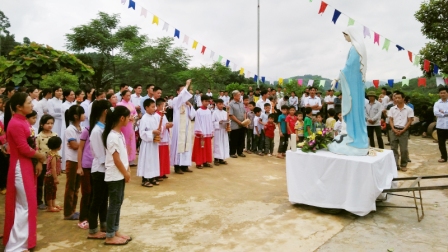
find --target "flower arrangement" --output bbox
[297,128,334,153]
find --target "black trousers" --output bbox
[0,153,9,189]
[367,126,384,149]
[229,128,246,155]
[88,172,108,233]
[437,128,448,161]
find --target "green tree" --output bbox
[0,33,19,56]
[0,42,94,86]
[65,12,146,89]
[23,37,30,45]
[40,70,80,90]
[0,10,12,56]
[415,0,448,77]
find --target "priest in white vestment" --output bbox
[212,99,230,165]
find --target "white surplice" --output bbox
[170,88,196,166]
[194,107,214,137]
[212,109,229,160]
[137,113,160,178]
[80,99,91,128]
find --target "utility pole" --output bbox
[257,0,260,88]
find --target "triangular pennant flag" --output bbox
[423,59,430,72]
[436,77,445,86]
[335,81,339,89]
[210,51,215,59]
[128,0,136,10]
[307,80,314,87]
[261,77,266,83]
[388,79,394,88]
[248,71,251,77]
[121,0,126,4]
[396,45,405,51]
[418,78,426,87]
[373,80,379,88]
[348,18,355,26]
[332,10,341,24]
[319,80,326,87]
[318,1,328,15]
[289,79,293,84]
[445,79,448,85]
[374,32,380,45]
[217,55,222,63]
[174,29,180,39]
[225,60,230,67]
[162,22,169,31]
[382,38,390,51]
[363,26,371,38]
[408,51,413,62]
[402,79,409,86]
[414,55,421,66]
[152,15,159,25]
[192,40,198,49]
[254,75,258,82]
[183,35,189,44]
[298,79,303,86]
[233,63,237,71]
[434,65,439,74]
[239,68,244,75]
[140,7,147,17]
[201,46,206,55]
[279,78,284,85]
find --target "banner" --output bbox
[307,80,314,87]
[402,79,410,86]
[436,77,445,86]
[387,79,394,88]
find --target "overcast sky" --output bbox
[2,0,428,84]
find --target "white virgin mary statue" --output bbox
[328,27,369,156]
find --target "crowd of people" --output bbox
[0,79,444,250]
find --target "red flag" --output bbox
[318,1,328,14]
[423,59,430,72]
[418,78,426,87]
[201,46,206,55]
[408,51,413,62]
[445,79,448,85]
[374,33,380,45]
[373,80,379,88]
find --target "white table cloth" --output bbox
[286,149,397,216]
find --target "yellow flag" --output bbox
[192,40,198,49]
[239,68,244,75]
[279,78,283,85]
[152,15,159,25]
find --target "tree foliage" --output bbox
[415,0,448,77]
[0,10,10,35]
[40,70,79,90]
[0,42,94,86]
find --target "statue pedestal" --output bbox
[328,134,369,156]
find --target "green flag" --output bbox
[402,79,410,86]
[413,55,421,66]
[382,38,390,51]
[217,55,223,63]
[348,18,355,26]
[319,80,326,87]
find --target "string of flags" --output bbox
[316,0,442,75]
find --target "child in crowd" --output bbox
[63,105,85,220]
[243,95,250,113]
[334,112,343,137]
[26,110,42,210]
[304,107,313,138]
[246,101,255,154]
[192,95,214,169]
[77,123,94,229]
[88,100,110,239]
[258,102,271,153]
[252,107,263,156]
[264,114,276,156]
[156,98,173,179]
[314,113,324,133]
[138,99,161,187]
[277,105,289,158]
[45,136,63,212]
[285,106,297,136]
[326,109,336,130]
[295,113,304,143]
[103,105,132,245]
[212,99,230,165]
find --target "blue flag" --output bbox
[396,45,405,51]
[261,77,266,83]
[254,75,258,82]
[332,10,341,24]
[388,79,394,88]
[434,65,439,74]
[335,81,339,89]
[128,0,136,9]
[174,29,180,39]
[226,60,230,67]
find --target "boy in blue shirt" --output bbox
[277,105,289,158]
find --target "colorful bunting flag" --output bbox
[128,0,136,9]
[332,10,341,24]
[374,32,380,45]
[373,80,379,88]
[319,80,326,87]
[407,51,413,63]
[298,79,303,86]
[183,35,189,44]
[162,22,169,31]
[402,79,409,86]
[348,18,355,26]
[318,1,328,15]
[121,0,126,4]
[261,77,266,83]
[141,7,147,17]
[307,80,314,87]
[201,46,206,55]
[254,75,258,82]
[434,65,439,74]
[396,45,404,51]
[423,60,430,72]
[418,78,426,87]
[445,79,448,85]
[192,40,198,49]
[247,71,251,77]
[279,78,284,85]
[225,60,230,67]
[335,81,339,89]
[387,79,394,88]
[363,26,371,38]
[414,55,421,66]
[210,51,215,59]
[382,38,390,51]
[152,15,159,25]
[174,29,180,39]
[436,77,445,86]
[289,79,293,84]
[217,55,223,63]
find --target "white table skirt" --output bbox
[286,149,397,216]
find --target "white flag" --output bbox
[436,77,445,86]
[121,0,126,4]
[307,80,314,87]
[210,51,215,59]
[140,8,147,17]
[162,22,169,31]
[183,35,189,45]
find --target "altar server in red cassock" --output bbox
[156,98,173,178]
[192,95,214,169]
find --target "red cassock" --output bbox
[159,145,170,176]
[3,114,38,249]
[192,136,213,166]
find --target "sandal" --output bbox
[55,205,63,210]
[219,160,228,165]
[196,165,203,169]
[161,175,169,179]
[87,232,106,240]
[214,161,220,166]
[142,181,153,188]
[46,207,60,212]
[150,179,160,186]
[78,220,89,230]
[104,237,128,246]
[203,163,213,168]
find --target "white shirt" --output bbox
[131,94,142,108]
[253,115,262,134]
[167,99,173,108]
[365,100,382,126]
[195,94,202,106]
[65,124,83,162]
[31,99,39,132]
[289,96,298,109]
[434,99,448,129]
[116,91,122,102]
[206,92,213,97]
[381,95,390,110]
[256,98,270,110]
[388,105,414,128]
[105,130,129,182]
[304,96,322,114]
[80,99,91,128]
[90,123,106,173]
[324,95,335,110]
[222,96,230,106]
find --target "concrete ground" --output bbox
[1,133,448,252]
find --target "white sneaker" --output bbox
[267,154,272,157]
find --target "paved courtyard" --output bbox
[0,134,447,251]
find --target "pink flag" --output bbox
[445,79,448,85]
[374,32,380,45]
[298,79,303,86]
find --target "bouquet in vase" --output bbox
[297,128,333,153]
